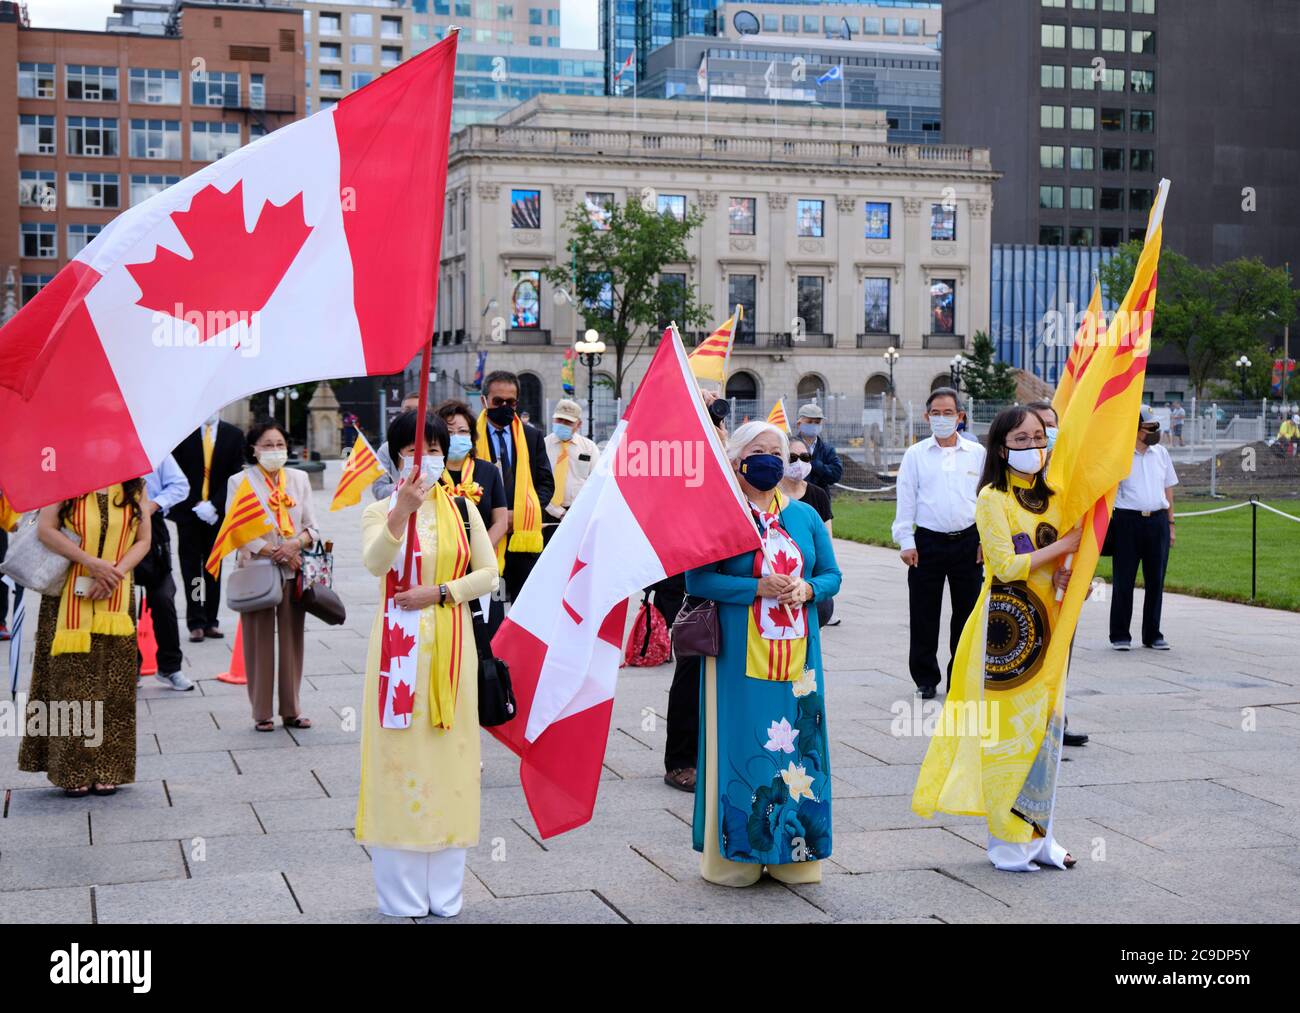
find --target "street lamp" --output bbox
[574,327,606,439]
[883,346,901,396]
[1236,355,1252,400]
[274,386,299,436]
[949,354,968,392]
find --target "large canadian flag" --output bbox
[490,329,761,838]
[0,35,458,510]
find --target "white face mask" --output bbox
[256,449,288,472]
[400,454,445,485]
[929,415,958,439]
[785,460,812,482]
[1006,447,1046,475]
[205,414,219,428]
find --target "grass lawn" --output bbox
[833,495,1300,613]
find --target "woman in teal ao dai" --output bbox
[686,420,842,886]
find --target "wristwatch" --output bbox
[438,583,450,604]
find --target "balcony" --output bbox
[731,331,833,350]
[506,328,551,345]
[923,333,965,350]
[234,92,296,115]
[857,333,900,349]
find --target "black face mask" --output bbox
[486,404,515,428]
[1141,430,1161,446]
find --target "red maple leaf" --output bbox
[125,180,313,343]
[385,620,416,660]
[771,550,799,576]
[390,680,416,719]
[377,672,390,719]
[767,604,799,629]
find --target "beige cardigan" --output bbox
[225,465,320,577]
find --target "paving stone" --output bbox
[252,796,359,835]
[90,802,262,845]
[186,830,367,879]
[0,809,89,848]
[94,871,299,923]
[0,839,184,891]
[0,886,92,924]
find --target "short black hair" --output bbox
[386,409,449,458]
[926,387,962,412]
[244,419,289,464]
[978,405,1054,500]
[435,398,476,431]
[482,370,519,398]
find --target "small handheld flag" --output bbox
[816,65,842,86]
[205,477,273,577]
[688,305,741,385]
[330,432,384,511]
[767,398,789,432]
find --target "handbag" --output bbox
[293,572,346,625]
[450,497,517,726]
[300,540,334,589]
[623,592,671,668]
[0,512,78,598]
[671,594,721,658]
[226,557,283,613]
[132,511,172,588]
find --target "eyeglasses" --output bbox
[788,452,812,463]
[927,410,959,419]
[488,396,518,408]
[1005,435,1048,449]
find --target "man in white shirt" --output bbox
[892,388,986,698]
[1110,405,1178,651]
[142,454,194,691]
[543,399,600,543]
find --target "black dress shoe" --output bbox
[189,629,205,643]
[203,627,224,639]
[1064,730,1090,747]
[918,686,937,700]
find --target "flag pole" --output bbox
[840,61,846,141]
[399,331,434,591]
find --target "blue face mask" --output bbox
[1045,426,1059,450]
[798,423,822,440]
[738,453,784,492]
[447,433,473,461]
[552,423,574,442]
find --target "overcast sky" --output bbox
[26,0,601,48]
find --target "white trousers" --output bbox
[371,846,467,918]
[987,827,1069,872]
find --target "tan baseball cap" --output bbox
[553,399,582,423]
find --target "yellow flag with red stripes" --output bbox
[766,398,789,432]
[1052,280,1104,417]
[687,305,741,384]
[0,490,19,532]
[330,432,385,512]
[205,476,272,578]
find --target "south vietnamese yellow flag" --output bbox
[205,476,273,578]
[1052,280,1104,417]
[330,432,385,511]
[766,398,789,432]
[687,305,740,384]
[913,179,1170,844]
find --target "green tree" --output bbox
[961,330,1018,402]
[1098,243,1295,399]
[543,196,711,398]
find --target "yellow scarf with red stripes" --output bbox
[52,487,138,655]
[475,412,543,570]
[441,455,485,504]
[745,490,809,682]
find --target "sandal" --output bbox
[255,719,276,732]
[64,785,91,798]
[663,768,696,792]
[1063,853,1077,869]
[283,716,312,729]
[92,783,117,796]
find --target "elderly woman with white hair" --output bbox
[685,420,842,887]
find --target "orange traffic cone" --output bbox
[137,599,158,676]
[217,620,247,685]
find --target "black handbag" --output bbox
[451,498,517,726]
[671,594,721,658]
[294,573,347,625]
[132,511,172,588]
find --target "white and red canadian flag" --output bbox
[490,328,761,838]
[0,35,458,510]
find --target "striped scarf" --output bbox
[53,487,138,655]
[475,412,543,571]
[257,466,296,536]
[441,455,485,504]
[744,491,809,682]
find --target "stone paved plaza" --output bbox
[3,466,1299,924]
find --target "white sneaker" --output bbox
[156,671,195,691]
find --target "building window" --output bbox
[21,274,54,304]
[1041,0,1065,7]
[18,62,55,99]
[783,14,798,32]
[381,47,402,67]
[21,222,57,259]
[1070,66,1096,90]
[1100,68,1125,92]
[510,269,540,328]
[1101,28,1126,52]
[67,223,102,257]
[320,69,342,90]
[319,12,341,34]
[67,116,119,157]
[1040,104,1065,129]
[584,271,613,319]
[930,279,955,335]
[863,278,890,334]
[351,72,374,89]
[129,119,181,159]
[657,194,686,221]
[1101,147,1124,171]
[1070,186,1094,210]
[130,173,179,206]
[930,204,956,241]
[1132,0,1155,13]
[1129,188,1155,212]
[584,191,614,230]
[1102,0,1126,10]
[351,44,374,64]
[18,114,56,155]
[1041,64,1065,88]
[1130,109,1155,132]
[66,64,119,102]
[1100,107,1125,131]
[796,199,824,238]
[511,188,541,228]
[381,16,402,39]
[1039,225,1064,245]
[1070,145,1094,170]
[1041,145,1065,169]
[1041,24,1065,48]
[192,71,239,107]
[729,196,756,235]
[67,171,120,208]
[658,272,687,329]
[19,170,56,208]
[1100,187,1125,211]
[1039,185,1064,209]
[128,67,180,105]
[190,121,240,161]
[797,276,824,334]
[865,201,891,239]
[349,12,374,36]
[1130,69,1155,94]
[1071,26,1095,50]
[1100,227,1124,247]
[1131,29,1156,54]
[1069,227,1094,246]
[1070,107,1095,130]
[320,42,342,63]
[1130,149,1156,173]
[1073,0,1096,9]
[728,275,756,342]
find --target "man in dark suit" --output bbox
[171,414,246,641]
[479,371,554,601]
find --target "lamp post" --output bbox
[274,387,299,441]
[949,353,967,392]
[883,346,901,396]
[574,327,606,439]
[1236,354,1252,400]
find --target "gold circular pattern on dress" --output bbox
[984,581,1050,690]
[1035,522,1059,549]
[1013,485,1048,515]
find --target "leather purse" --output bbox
[449,497,517,726]
[293,571,346,625]
[226,557,283,613]
[671,594,721,658]
[0,512,78,598]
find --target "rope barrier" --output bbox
[1173,502,1251,518]
[834,482,894,494]
[1256,502,1300,524]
